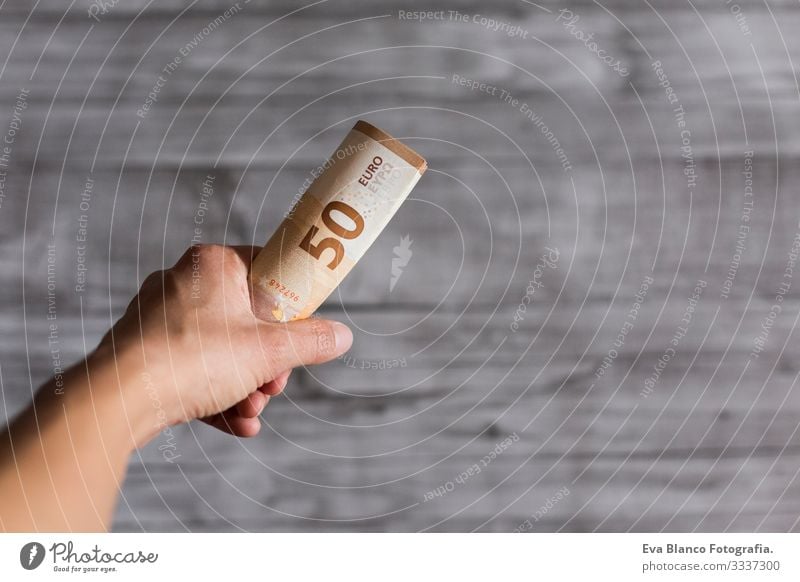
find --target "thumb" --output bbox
[256,317,353,372]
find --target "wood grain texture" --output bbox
[1,0,799,532]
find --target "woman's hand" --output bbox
[98,244,353,444]
[0,243,353,531]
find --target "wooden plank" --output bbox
[0,99,792,173]
[110,447,800,531]
[0,152,793,320]
[0,9,795,103]
[4,0,798,19]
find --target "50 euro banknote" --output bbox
[249,121,427,322]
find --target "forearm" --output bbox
[0,352,150,531]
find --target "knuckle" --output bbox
[201,244,227,259]
[178,245,200,265]
[261,319,337,368]
[162,267,182,294]
[141,269,165,290]
[263,338,294,376]
[252,325,288,368]
[309,318,337,360]
[178,244,225,267]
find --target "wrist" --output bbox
[75,346,160,451]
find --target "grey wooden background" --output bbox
[2,0,800,531]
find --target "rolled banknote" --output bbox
[249,120,427,322]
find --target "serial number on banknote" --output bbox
[268,279,301,302]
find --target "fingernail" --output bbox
[331,321,353,352]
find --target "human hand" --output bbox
[95,244,353,444]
